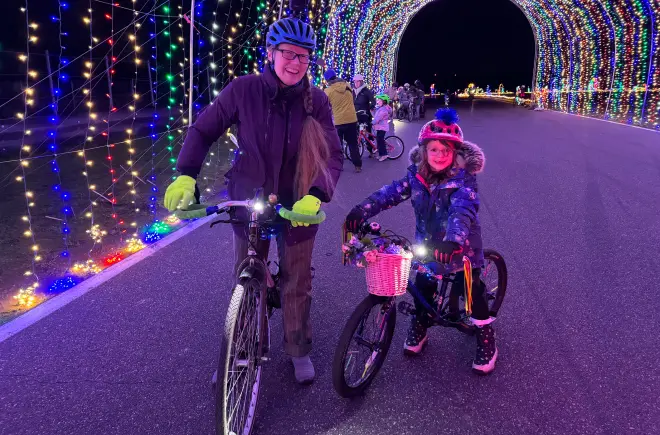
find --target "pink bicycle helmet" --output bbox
[417,108,463,145]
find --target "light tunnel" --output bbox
[321,0,660,129]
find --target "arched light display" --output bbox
[322,0,660,129]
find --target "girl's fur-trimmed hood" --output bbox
[408,140,485,174]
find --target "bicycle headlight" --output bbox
[413,245,428,258]
[253,201,265,213]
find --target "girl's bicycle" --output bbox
[343,120,405,161]
[175,192,325,435]
[333,221,507,397]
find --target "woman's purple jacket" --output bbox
[176,67,344,242]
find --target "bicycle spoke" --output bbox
[343,303,391,387]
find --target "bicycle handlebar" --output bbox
[173,201,326,224]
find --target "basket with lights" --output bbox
[342,223,413,297]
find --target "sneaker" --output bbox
[378,155,388,162]
[403,316,428,356]
[472,319,498,375]
[291,355,315,385]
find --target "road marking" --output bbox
[0,215,214,344]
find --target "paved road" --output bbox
[1,102,659,435]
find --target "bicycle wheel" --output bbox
[384,136,405,160]
[332,294,397,398]
[344,140,366,160]
[216,277,266,435]
[407,108,414,122]
[482,249,508,317]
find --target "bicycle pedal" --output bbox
[397,301,416,316]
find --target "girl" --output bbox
[164,17,343,384]
[372,94,392,162]
[344,109,497,374]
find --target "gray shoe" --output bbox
[291,355,315,385]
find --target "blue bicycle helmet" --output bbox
[266,17,316,51]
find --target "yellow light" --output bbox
[128,148,135,154]
[25,88,34,96]
[31,245,39,252]
[135,58,142,65]
[21,160,29,167]
[28,70,37,78]
[83,17,90,24]
[85,61,92,68]
[134,46,141,52]
[86,161,94,167]
[16,176,23,182]
[85,212,93,218]
[22,145,31,152]
[24,230,32,237]
[129,35,136,41]
[21,216,29,222]
[86,101,94,108]
[125,238,145,253]
[25,191,33,198]
[83,72,91,79]
[129,106,135,111]
[29,36,38,43]
[133,94,139,100]
[83,89,90,95]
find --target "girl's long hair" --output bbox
[294,74,334,199]
[417,139,458,185]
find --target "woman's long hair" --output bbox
[294,74,334,199]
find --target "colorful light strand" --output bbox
[322,0,660,129]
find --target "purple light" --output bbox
[61,192,70,200]
[61,251,69,257]
[53,184,61,191]
[62,207,72,214]
[62,227,70,234]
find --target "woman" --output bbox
[163,17,343,384]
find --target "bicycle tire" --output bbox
[407,109,414,122]
[384,135,405,160]
[332,294,396,398]
[344,140,366,160]
[215,277,266,435]
[482,249,508,317]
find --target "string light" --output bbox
[323,0,660,128]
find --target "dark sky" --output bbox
[396,0,535,92]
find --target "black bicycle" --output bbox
[332,221,507,398]
[175,192,325,435]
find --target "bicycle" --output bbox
[332,221,507,397]
[175,192,325,435]
[343,120,405,161]
[396,101,415,122]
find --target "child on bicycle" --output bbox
[371,94,393,162]
[343,108,497,374]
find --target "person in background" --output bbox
[414,80,425,118]
[387,82,399,103]
[372,94,392,162]
[324,69,362,173]
[353,73,375,134]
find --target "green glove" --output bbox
[164,175,196,211]
[291,195,321,227]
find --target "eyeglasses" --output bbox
[274,48,312,64]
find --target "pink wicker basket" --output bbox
[365,252,413,297]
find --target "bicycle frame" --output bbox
[216,197,277,362]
